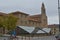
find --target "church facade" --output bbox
[10,3,48,27]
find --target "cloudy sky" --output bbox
[0,0,59,25]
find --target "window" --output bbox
[24,15,27,18]
[20,14,22,18]
[33,22,34,25]
[29,21,30,24]
[44,19,46,21]
[25,21,27,24]
[20,21,23,25]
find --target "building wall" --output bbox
[48,24,59,35]
[51,28,59,35]
[14,13,47,27]
[12,12,28,26]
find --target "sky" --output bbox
[0,0,59,25]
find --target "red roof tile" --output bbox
[27,14,41,22]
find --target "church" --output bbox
[10,3,48,28]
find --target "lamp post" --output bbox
[58,0,60,32]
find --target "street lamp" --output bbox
[58,0,60,32]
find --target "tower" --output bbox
[41,3,48,27]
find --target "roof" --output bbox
[27,14,41,22]
[42,28,51,33]
[48,24,59,28]
[27,17,40,22]
[37,30,45,33]
[29,14,41,18]
[16,26,51,34]
[0,12,7,16]
[18,26,35,33]
[9,11,29,16]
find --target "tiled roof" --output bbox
[27,14,41,22]
[27,17,39,22]
[0,12,7,16]
[9,11,29,15]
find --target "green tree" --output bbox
[0,16,3,27]
[0,16,5,34]
[4,14,18,30]
[0,14,18,34]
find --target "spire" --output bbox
[42,2,45,8]
[41,3,46,14]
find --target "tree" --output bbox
[0,16,3,27]
[5,14,18,30]
[0,16,3,34]
[0,14,18,34]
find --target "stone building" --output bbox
[48,24,59,35]
[9,3,48,28]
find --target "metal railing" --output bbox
[17,36,56,40]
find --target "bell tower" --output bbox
[41,3,46,16]
[41,3,48,27]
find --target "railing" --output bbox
[17,36,56,40]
